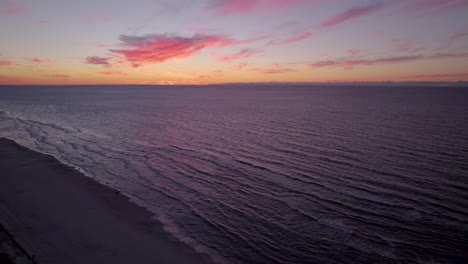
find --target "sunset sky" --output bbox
[1,0,468,85]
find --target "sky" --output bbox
[1,0,468,85]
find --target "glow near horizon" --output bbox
[1,0,468,85]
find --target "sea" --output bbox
[0,85,467,264]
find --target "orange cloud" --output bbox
[41,74,71,79]
[99,71,128,76]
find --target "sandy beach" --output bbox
[0,138,210,264]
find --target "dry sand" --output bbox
[0,138,211,264]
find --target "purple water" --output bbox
[0,85,467,263]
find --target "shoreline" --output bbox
[0,137,213,264]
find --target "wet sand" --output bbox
[0,138,211,264]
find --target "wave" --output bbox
[1,85,467,264]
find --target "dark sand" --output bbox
[0,138,211,264]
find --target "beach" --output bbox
[0,138,210,264]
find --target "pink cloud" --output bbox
[0,59,15,66]
[442,29,468,49]
[449,31,468,42]
[275,31,313,45]
[217,48,261,63]
[35,20,48,24]
[85,56,111,67]
[320,2,384,28]
[110,33,265,66]
[99,71,127,76]
[27,57,54,63]
[346,49,360,55]
[0,1,29,15]
[307,53,468,70]
[212,0,306,15]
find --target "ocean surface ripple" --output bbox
[0,85,467,264]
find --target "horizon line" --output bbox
[1,81,468,87]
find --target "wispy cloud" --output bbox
[27,57,54,63]
[391,38,425,52]
[255,68,296,74]
[232,62,249,70]
[346,49,361,55]
[216,48,261,63]
[99,71,127,76]
[211,0,306,15]
[85,56,112,67]
[35,20,48,24]
[84,11,112,23]
[403,73,468,79]
[0,0,30,15]
[0,75,21,84]
[396,0,468,17]
[41,74,71,79]
[274,31,313,45]
[251,63,297,74]
[197,75,214,79]
[0,54,16,66]
[110,33,265,66]
[211,0,257,15]
[319,2,384,28]
[0,59,15,66]
[307,53,468,70]
[441,29,468,49]
[53,74,70,78]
